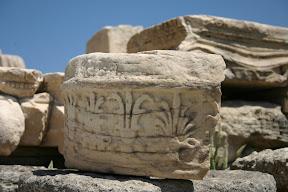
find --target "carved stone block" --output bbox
[0,67,43,98]
[127,15,288,88]
[61,50,225,179]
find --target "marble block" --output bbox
[61,50,225,180]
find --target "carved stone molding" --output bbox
[61,50,225,179]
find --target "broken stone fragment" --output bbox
[0,94,25,156]
[219,100,288,162]
[128,15,288,88]
[231,148,288,192]
[19,93,53,146]
[0,53,26,68]
[0,67,43,98]
[39,72,64,105]
[61,50,225,180]
[87,25,143,53]
[41,104,64,154]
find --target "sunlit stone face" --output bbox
[61,50,225,180]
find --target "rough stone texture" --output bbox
[0,165,46,192]
[41,104,64,154]
[193,170,276,192]
[0,53,25,68]
[0,67,43,98]
[40,72,64,105]
[128,15,288,88]
[61,50,225,180]
[19,93,53,146]
[231,148,288,192]
[0,94,25,156]
[18,169,276,192]
[219,100,288,162]
[87,25,143,53]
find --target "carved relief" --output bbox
[61,51,225,180]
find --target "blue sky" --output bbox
[1,0,288,74]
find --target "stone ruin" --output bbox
[61,50,225,179]
[1,16,288,191]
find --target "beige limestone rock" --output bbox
[18,169,276,192]
[19,93,53,146]
[128,15,288,88]
[61,50,225,179]
[41,104,64,154]
[219,100,288,162]
[0,53,25,68]
[231,148,288,192]
[87,25,143,53]
[0,94,25,156]
[0,67,43,98]
[40,72,64,104]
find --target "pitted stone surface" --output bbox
[0,67,43,97]
[128,15,288,88]
[231,148,288,192]
[87,25,143,53]
[0,165,46,192]
[61,50,225,179]
[18,169,276,192]
[19,93,53,146]
[0,94,25,156]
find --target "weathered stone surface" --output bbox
[19,93,53,146]
[219,100,288,162]
[0,165,46,192]
[193,170,276,192]
[41,104,64,154]
[40,72,64,104]
[0,53,25,68]
[87,25,143,53]
[61,50,225,179]
[0,94,25,156]
[0,67,43,97]
[128,15,288,88]
[231,148,288,192]
[18,169,276,192]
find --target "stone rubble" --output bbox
[0,67,43,98]
[18,169,276,192]
[231,148,288,192]
[0,94,25,156]
[19,93,53,146]
[128,15,288,88]
[219,100,288,162]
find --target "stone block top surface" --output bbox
[63,50,225,89]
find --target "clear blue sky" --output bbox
[1,0,288,74]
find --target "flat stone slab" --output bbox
[127,15,288,88]
[0,165,46,192]
[18,169,276,192]
[231,148,288,192]
[61,50,225,179]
